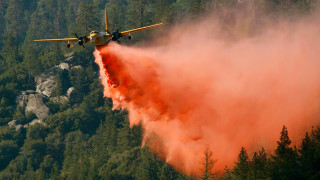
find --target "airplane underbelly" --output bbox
[90,35,103,45]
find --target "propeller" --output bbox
[74,33,87,48]
[106,29,122,45]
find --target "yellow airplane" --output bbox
[34,8,163,48]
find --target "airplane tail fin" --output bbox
[105,8,110,32]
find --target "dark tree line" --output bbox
[218,126,320,180]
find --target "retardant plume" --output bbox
[94,16,320,175]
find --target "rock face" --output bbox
[25,94,50,120]
[58,63,70,70]
[50,96,69,104]
[16,90,50,120]
[11,54,81,131]
[64,52,74,62]
[29,119,45,126]
[8,120,18,127]
[15,125,23,133]
[35,67,58,97]
[71,65,83,70]
[35,62,71,97]
[67,87,74,98]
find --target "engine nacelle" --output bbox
[128,33,132,40]
[67,41,73,48]
[67,44,73,48]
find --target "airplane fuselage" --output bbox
[89,30,108,45]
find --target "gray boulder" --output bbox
[50,96,69,104]
[29,119,45,126]
[64,52,74,62]
[71,65,83,70]
[35,62,70,97]
[67,87,75,98]
[16,90,37,108]
[58,63,70,70]
[15,125,23,133]
[35,68,58,97]
[8,120,19,127]
[26,94,50,120]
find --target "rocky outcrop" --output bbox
[8,118,45,132]
[64,52,74,63]
[35,67,58,97]
[29,119,45,126]
[58,63,70,70]
[35,62,71,97]
[11,53,82,131]
[67,87,74,98]
[16,90,50,120]
[50,96,69,104]
[8,120,18,127]
[15,125,23,133]
[25,94,50,120]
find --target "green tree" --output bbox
[0,0,8,48]
[73,3,100,37]
[27,124,48,140]
[233,147,250,179]
[1,34,20,70]
[270,126,301,179]
[0,140,19,170]
[159,164,179,180]
[12,106,26,123]
[60,131,90,179]
[35,157,60,179]
[298,132,315,179]
[4,0,26,40]
[136,147,159,180]
[106,0,127,31]
[126,0,153,28]
[200,147,216,180]
[23,44,38,85]
[152,0,175,24]
[69,67,87,104]
[251,147,268,179]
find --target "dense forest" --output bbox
[0,0,319,179]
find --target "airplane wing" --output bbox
[121,23,164,36]
[34,38,78,42]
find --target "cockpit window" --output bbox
[90,31,99,34]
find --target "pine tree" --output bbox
[4,0,26,40]
[152,0,175,24]
[220,166,232,180]
[136,147,159,180]
[298,132,315,178]
[23,44,38,85]
[106,0,127,31]
[73,3,100,37]
[0,0,8,48]
[159,163,179,180]
[233,147,250,179]
[270,126,301,179]
[126,0,153,28]
[279,0,292,16]
[251,147,268,179]
[1,34,20,70]
[200,147,216,180]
